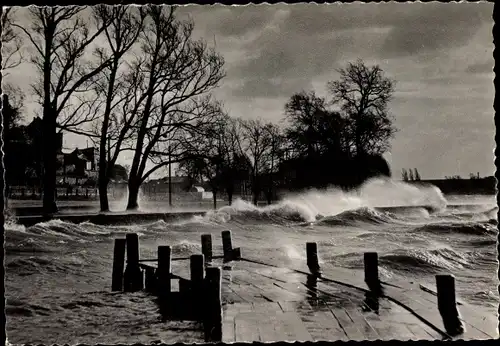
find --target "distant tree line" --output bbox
[180,59,397,208]
[444,173,483,180]
[3,6,397,213]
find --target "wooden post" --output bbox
[306,242,321,276]
[201,234,213,263]
[436,274,464,336]
[204,266,222,342]
[111,238,126,291]
[222,230,233,262]
[232,247,241,260]
[157,246,172,299]
[144,266,156,293]
[191,254,205,283]
[364,252,381,294]
[123,233,143,292]
[191,254,205,319]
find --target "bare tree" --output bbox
[2,8,25,130]
[401,168,409,182]
[261,123,284,204]
[328,59,396,157]
[284,91,347,158]
[12,6,113,213]
[90,5,145,212]
[178,113,231,209]
[239,118,276,205]
[219,117,250,205]
[414,168,421,181]
[124,6,225,210]
[1,8,23,74]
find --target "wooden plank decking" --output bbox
[218,259,498,342]
[115,233,498,343]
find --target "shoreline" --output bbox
[14,210,208,227]
[8,198,497,228]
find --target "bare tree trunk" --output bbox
[127,177,140,210]
[42,114,58,214]
[42,23,57,214]
[227,187,233,206]
[212,190,217,210]
[267,153,274,205]
[251,173,259,205]
[252,185,259,205]
[98,178,109,211]
[98,64,117,212]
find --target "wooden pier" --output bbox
[111,231,498,343]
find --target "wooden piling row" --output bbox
[222,230,233,262]
[204,266,223,342]
[201,234,213,264]
[364,252,382,294]
[124,233,143,292]
[111,238,126,291]
[306,242,321,276]
[157,245,172,298]
[111,234,465,342]
[110,232,228,341]
[436,274,464,336]
[144,266,156,293]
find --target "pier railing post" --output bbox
[157,246,172,300]
[191,254,205,319]
[364,252,381,294]
[111,238,126,291]
[436,274,464,336]
[232,247,241,261]
[144,266,156,294]
[306,242,321,276]
[201,234,213,264]
[204,266,222,342]
[123,233,143,292]
[222,230,233,262]
[191,254,205,283]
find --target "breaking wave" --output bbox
[412,222,497,236]
[200,178,450,225]
[329,245,482,276]
[378,247,473,273]
[317,207,397,226]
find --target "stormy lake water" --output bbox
[5,178,498,344]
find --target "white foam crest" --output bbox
[357,178,448,210]
[205,178,448,223]
[4,221,27,233]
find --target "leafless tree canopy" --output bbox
[1,8,23,73]
[90,5,146,211]
[122,5,225,209]
[12,6,115,130]
[328,59,396,156]
[6,5,398,211]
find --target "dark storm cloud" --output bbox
[210,7,278,37]
[278,3,490,43]
[280,2,491,58]
[227,34,343,98]
[177,5,279,38]
[232,76,314,99]
[200,2,492,99]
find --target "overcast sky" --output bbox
[5,2,495,180]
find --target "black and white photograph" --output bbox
[1,2,497,344]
